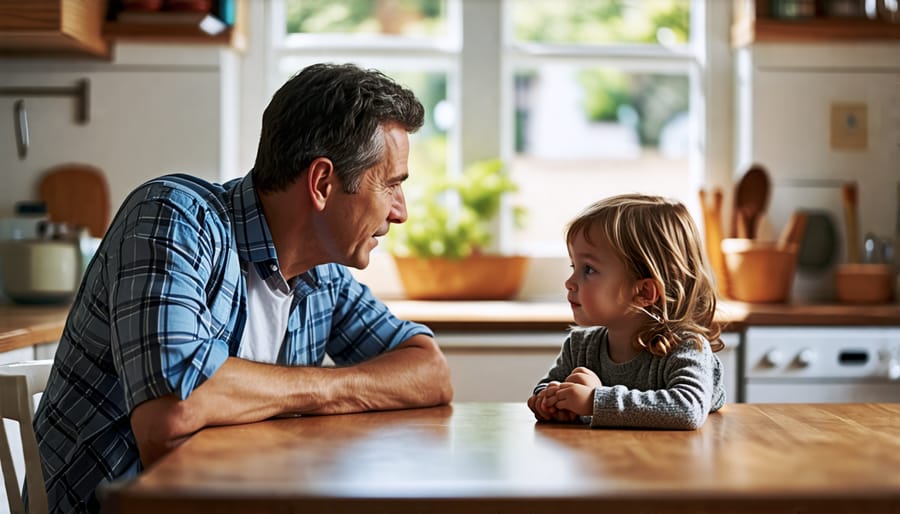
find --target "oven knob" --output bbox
[763,349,786,367]
[796,348,816,367]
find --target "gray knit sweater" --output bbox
[534,326,725,429]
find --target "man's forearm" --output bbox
[131,334,453,466]
[306,334,453,414]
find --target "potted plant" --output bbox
[387,159,529,300]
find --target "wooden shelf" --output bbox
[732,0,900,46]
[102,0,246,51]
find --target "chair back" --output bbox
[0,360,53,514]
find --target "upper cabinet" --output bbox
[0,0,244,59]
[732,0,900,46]
[0,0,110,58]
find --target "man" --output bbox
[34,63,453,513]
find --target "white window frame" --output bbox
[238,0,734,262]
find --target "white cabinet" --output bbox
[439,332,563,402]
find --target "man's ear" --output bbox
[307,157,335,211]
[635,278,662,307]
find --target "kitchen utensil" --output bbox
[720,238,797,303]
[776,211,808,252]
[733,164,771,239]
[841,181,860,263]
[0,239,80,304]
[38,164,110,238]
[698,188,728,296]
[796,210,838,273]
[13,99,28,160]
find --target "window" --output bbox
[260,0,722,260]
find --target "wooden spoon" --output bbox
[777,211,808,252]
[733,164,771,239]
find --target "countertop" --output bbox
[385,300,900,331]
[2,300,899,353]
[105,402,900,514]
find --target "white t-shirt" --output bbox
[238,263,294,364]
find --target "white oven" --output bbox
[743,326,900,403]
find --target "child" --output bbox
[527,194,725,429]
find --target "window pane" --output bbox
[285,0,448,37]
[510,63,691,254]
[513,0,690,45]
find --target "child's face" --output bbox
[565,228,638,327]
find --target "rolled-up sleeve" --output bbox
[325,265,432,365]
[108,187,231,412]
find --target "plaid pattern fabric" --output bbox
[33,172,432,513]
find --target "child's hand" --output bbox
[565,367,602,388]
[552,382,595,417]
[528,382,580,422]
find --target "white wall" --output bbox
[0,44,238,219]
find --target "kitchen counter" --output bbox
[386,300,900,332]
[1,301,899,354]
[0,304,70,353]
[105,402,900,514]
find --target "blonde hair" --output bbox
[566,194,723,356]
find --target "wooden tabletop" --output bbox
[105,402,900,514]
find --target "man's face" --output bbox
[324,124,410,269]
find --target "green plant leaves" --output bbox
[388,158,521,259]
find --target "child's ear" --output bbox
[635,278,661,307]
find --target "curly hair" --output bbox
[252,63,425,194]
[566,194,723,356]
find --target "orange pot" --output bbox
[393,255,529,301]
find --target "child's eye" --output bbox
[582,265,595,276]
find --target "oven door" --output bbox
[743,326,900,404]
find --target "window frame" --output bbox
[240,0,734,261]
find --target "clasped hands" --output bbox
[527,366,601,422]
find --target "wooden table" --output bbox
[105,402,900,514]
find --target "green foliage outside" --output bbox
[515,0,691,147]
[513,0,689,45]
[286,0,445,36]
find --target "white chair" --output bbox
[0,361,53,514]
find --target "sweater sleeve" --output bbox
[532,331,579,395]
[589,339,718,430]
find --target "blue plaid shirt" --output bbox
[34,173,432,513]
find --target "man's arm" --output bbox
[131,333,452,467]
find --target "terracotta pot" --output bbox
[393,255,530,301]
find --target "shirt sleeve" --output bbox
[325,265,433,366]
[533,332,578,395]
[590,338,717,430]
[108,188,231,412]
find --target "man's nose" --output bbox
[389,187,408,224]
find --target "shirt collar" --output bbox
[226,172,278,265]
[226,171,319,289]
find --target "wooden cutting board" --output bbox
[38,163,111,238]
